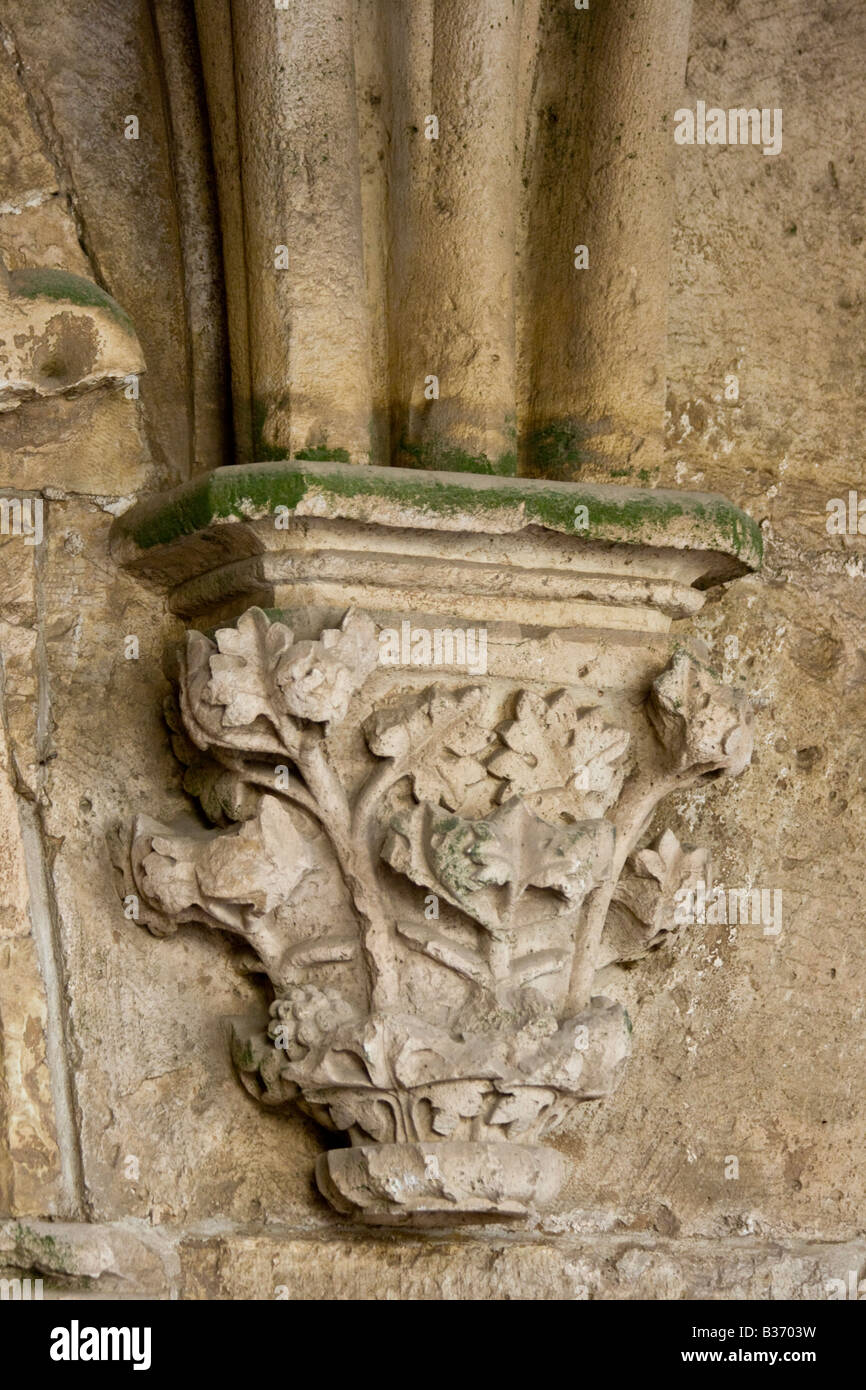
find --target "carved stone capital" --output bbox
[111,462,760,1224]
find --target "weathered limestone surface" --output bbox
[0,754,64,1216]
[0,0,864,1300]
[1,1217,864,1301]
[0,33,157,498]
[0,0,228,482]
[173,1229,866,1302]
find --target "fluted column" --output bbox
[194,0,692,479]
[196,0,375,464]
[520,0,693,479]
[385,0,526,475]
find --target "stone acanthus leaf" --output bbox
[599,829,712,968]
[487,690,631,818]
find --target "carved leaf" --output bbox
[508,948,571,988]
[180,760,259,826]
[504,801,615,904]
[207,607,295,728]
[270,991,392,1091]
[384,804,508,929]
[275,609,378,723]
[131,795,314,937]
[568,711,631,797]
[396,920,489,985]
[364,685,495,809]
[487,690,630,817]
[600,829,711,967]
[179,608,379,761]
[487,691,574,792]
[648,648,754,778]
[180,620,296,759]
[365,683,485,762]
[629,828,709,893]
[164,696,258,825]
[284,936,358,967]
[411,731,495,813]
[382,799,615,932]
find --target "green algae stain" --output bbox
[9,268,136,336]
[250,399,288,461]
[397,436,518,477]
[295,445,351,462]
[522,422,597,480]
[12,1223,74,1273]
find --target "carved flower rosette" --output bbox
[115,607,753,1222]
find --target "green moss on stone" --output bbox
[12,1224,73,1272]
[523,422,597,479]
[114,459,762,573]
[250,402,354,464]
[9,268,136,336]
[250,399,289,461]
[295,445,351,462]
[398,436,518,477]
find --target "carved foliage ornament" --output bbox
[116,608,753,1221]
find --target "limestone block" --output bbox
[0,937,64,1216]
[175,1228,866,1301]
[4,1217,864,1300]
[0,0,211,481]
[0,1219,171,1298]
[0,46,56,214]
[0,267,153,494]
[29,499,323,1227]
[0,269,142,412]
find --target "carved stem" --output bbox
[490,878,520,987]
[565,771,679,1012]
[350,755,442,1008]
[298,737,398,1012]
[222,758,320,819]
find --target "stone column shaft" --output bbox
[196,0,374,465]
[521,0,693,479]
